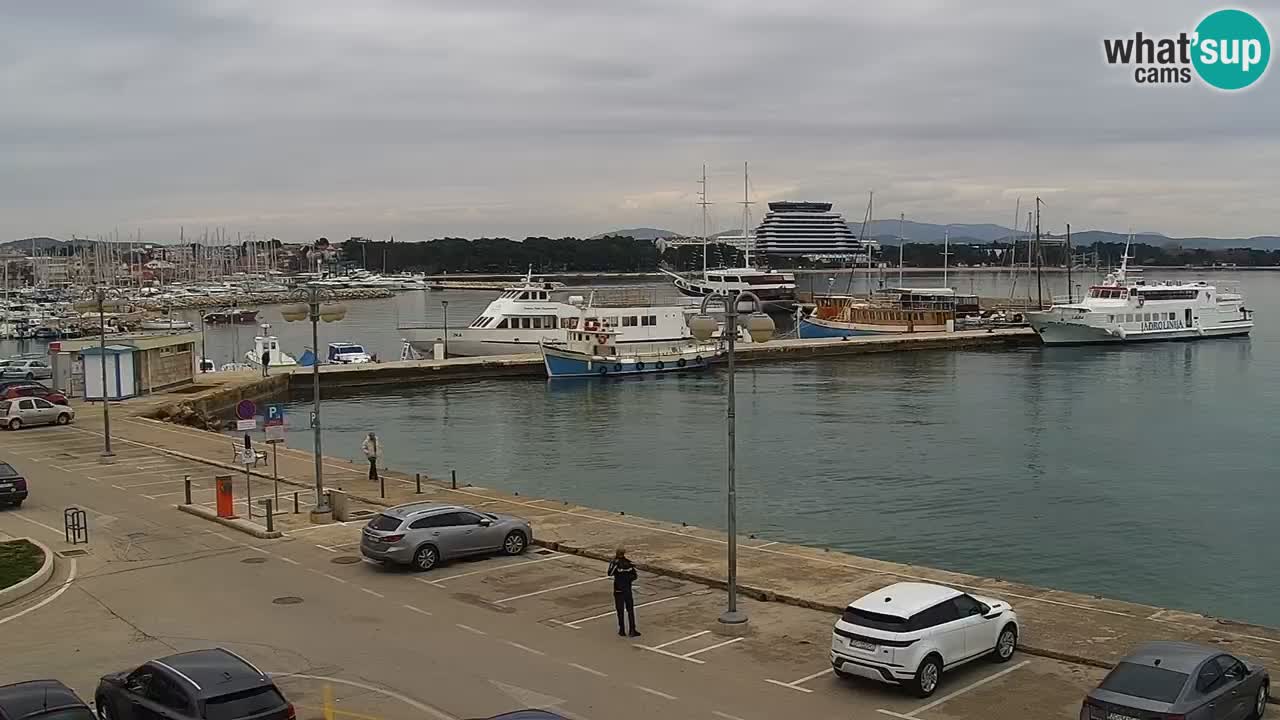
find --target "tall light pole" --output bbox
[281,286,347,520]
[688,290,774,625]
[440,300,449,359]
[74,288,122,459]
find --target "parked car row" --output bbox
[0,359,52,381]
[1,397,74,430]
[0,381,68,405]
[0,649,560,720]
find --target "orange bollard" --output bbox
[215,474,235,518]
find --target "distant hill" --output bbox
[590,228,681,241]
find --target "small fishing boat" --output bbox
[203,308,259,325]
[140,317,195,331]
[245,324,297,368]
[540,320,718,379]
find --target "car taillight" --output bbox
[380,534,404,543]
[14,480,26,490]
[285,703,296,720]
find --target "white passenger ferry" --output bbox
[400,273,705,357]
[1027,244,1253,345]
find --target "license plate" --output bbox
[1106,712,1140,720]
[849,639,876,652]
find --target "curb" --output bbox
[535,538,1120,673]
[178,504,282,539]
[0,537,55,608]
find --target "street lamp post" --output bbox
[281,286,347,520]
[74,288,122,459]
[687,291,775,625]
[441,300,449,359]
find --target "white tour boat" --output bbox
[1027,241,1254,345]
[400,272,707,357]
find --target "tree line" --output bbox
[338,236,1280,273]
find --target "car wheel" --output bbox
[96,698,109,720]
[993,624,1018,662]
[1250,681,1268,719]
[413,544,439,571]
[911,654,943,698]
[56,413,71,426]
[502,530,527,556]
[7,418,20,431]
[24,372,33,380]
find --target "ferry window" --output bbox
[622,316,637,327]
[546,316,558,328]
[564,318,577,329]
[496,319,508,329]
[644,315,656,326]
[532,317,543,329]
[606,316,618,326]
[1109,315,1115,323]
[1169,313,1176,321]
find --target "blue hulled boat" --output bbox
[540,323,718,379]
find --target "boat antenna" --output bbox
[844,191,873,297]
[699,164,712,280]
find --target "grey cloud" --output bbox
[2,0,1277,241]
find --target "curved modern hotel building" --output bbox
[754,201,877,260]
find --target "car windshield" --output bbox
[0,462,16,474]
[841,607,909,631]
[368,514,402,531]
[1099,662,1190,703]
[203,687,286,720]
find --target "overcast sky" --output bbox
[4,0,1278,242]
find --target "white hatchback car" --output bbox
[830,582,1018,697]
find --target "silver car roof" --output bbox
[1124,641,1222,674]
[383,502,466,519]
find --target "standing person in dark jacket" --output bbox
[608,547,640,637]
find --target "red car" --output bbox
[0,382,68,405]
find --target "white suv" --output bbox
[830,582,1019,697]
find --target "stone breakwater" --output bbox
[131,287,395,310]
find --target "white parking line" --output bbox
[908,660,1030,717]
[403,604,433,616]
[279,557,300,566]
[755,541,780,548]
[92,469,187,480]
[495,576,608,603]
[652,630,709,650]
[143,486,206,499]
[322,573,348,584]
[504,641,546,656]
[456,624,487,636]
[429,554,566,583]
[360,588,385,599]
[874,711,915,720]
[562,594,690,628]
[632,685,677,701]
[764,668,831,694]
[315,545,338,553]
[568,663,607,678]
[112,477,195,488]
[712,713,747,720]
[682,636,744,658]
[5,513,64,537]
[638,646,706,665]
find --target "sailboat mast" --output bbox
[898,212,905,287]
[1034,196,1044,308]
[943,227,950,288]
[739,162,753,268]
[866,191,874,298]
[699,164,710,280]
[1066,223,1072,303]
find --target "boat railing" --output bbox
[573,339,715,358]
[586,287,659,308]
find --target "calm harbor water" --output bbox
[260,270,1279,627]
[7,270,1275,625]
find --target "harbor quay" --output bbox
[21,354,1269,717]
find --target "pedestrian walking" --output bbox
[361,432,380,482]
[608,547,640,637]
[260,348,271,377]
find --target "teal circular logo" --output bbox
[1192,9,1271,90]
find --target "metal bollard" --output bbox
[415,472,421,494]
[184,475,192,505]
[380,472,385,499]
[266,500,274,533]
[451,469,457,490]
[293,492,299,514]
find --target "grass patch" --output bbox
[0,539,45,590]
